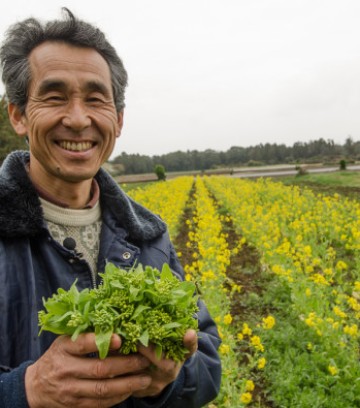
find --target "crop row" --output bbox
[126,176,360,407]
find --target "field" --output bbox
[124,173,360,408]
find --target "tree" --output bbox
[154,164,166,181]
[344,136,354,157]
[0,95,28,163]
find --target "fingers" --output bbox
[27,369,152,407]
[79,354,151,380]
[183,329,198,358]
[25,334,153,408]
[50,334,151,379]
[68,374,152,400]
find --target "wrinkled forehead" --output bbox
[28,41,112,93]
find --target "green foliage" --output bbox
[339,159,347,170]
[154,164,166,181]
[39,263,199,360]
[262,316,360,408]
[0,96,28,163]
[110,137,360,175]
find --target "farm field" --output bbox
[125,175,360,408]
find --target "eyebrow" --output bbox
[37,79,67,96]
[37,79,111,97]
[86,80,111,97]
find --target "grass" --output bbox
[279,171,360,188]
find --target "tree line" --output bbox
[111,138,359,175]
[1,95,358,173]
[0,96,27,163]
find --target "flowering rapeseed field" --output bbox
[126,175,360,408]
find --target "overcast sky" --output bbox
[1,0,360,158]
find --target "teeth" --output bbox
[59,141,93,151]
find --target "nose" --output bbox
[62,99,91,131]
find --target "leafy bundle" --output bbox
[38,263,199,361]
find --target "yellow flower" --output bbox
[328,365,338,376]
[240,392,252,404]
[347,297,360,311]
[262,315,276,330]
[344,324,358,337]
[333,306,347,319]
[257,357,266,369]
[219,344,230,355]
[303,245,312,256]
[245,380,255,392]
[217,328,224,339]
[223,313,233,325]
[324,268,333,275]
[242,323,252,336]
[232,283,242,293]
[237,333,244,341]
[336,260,348,271]
[310,273,329,286]
[250,335,265,352]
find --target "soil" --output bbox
[173,183,274,407]
[287,181,360,200]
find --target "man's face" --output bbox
[13,41,123,185]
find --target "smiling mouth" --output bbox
[58,141,94,152]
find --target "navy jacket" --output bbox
[0,151,221,408]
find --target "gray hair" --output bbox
[0,8,128,113]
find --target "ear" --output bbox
[116,111,124,139]
[8,103,28,136]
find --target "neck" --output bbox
[28,166,93,209]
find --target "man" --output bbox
[0,8,221,407]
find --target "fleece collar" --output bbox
[0,151,166,241]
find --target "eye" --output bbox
[87,94,106,104]
[44,94,66,103]
[88,97,103,103]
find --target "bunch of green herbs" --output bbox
[38,263,199,360]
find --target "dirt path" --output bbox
[174,181,274,407]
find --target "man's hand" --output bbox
[25,333,151,408]
[133,329,198,398]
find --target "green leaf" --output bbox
[139,330,149,347]
[43,301,70,316]
[155,343,163,360]
[160,264,175,281]
[95,327,113,359]
[109,281,125,290]
[162,322,182,330]
[132,305,150,320]
[71,323,89,341]
[67,281,80,305]
[129,286,141,302]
